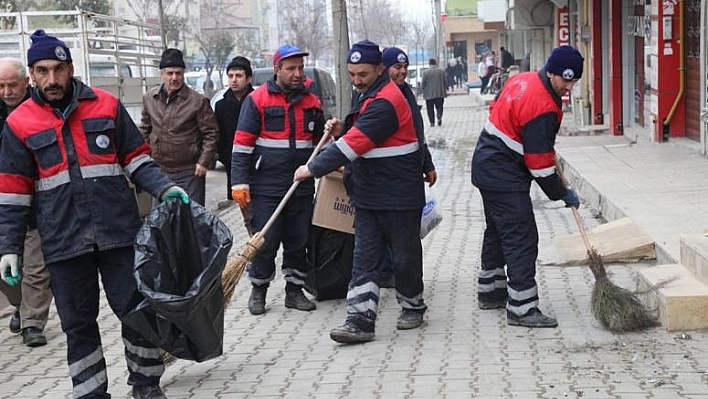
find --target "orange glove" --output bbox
[424,170,438,187]
[231,186,251,208]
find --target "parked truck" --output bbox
[0,10,163,123]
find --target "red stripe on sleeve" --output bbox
[0,173,34,195]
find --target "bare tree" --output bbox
[406,16,433,66]
[279,0,330,65]
[233,27,261,65]
[197,30,235,92]
[124,0,185,47]
[348,0,407,46]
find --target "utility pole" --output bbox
[158,0,167,51]
[434,0,443,62]
[331,0,351,118]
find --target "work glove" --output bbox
[231,185,251,208]
[562,188,580,209]
[161,186,190,204]
[0,254,20,286]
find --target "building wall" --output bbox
[445,15,499,81]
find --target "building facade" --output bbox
[446,0,708,155]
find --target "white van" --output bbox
[406,63,431,96]
[184,71,225,96]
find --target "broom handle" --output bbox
[555,157,593,253]
[258,128,332,237]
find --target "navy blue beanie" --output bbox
[348,40,382,65]
[544,45,584,80]
[382,47,408,68]
[27,30,72,67]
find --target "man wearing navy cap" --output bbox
[0,29,186,398]
[294,40,428,343]
[470,45,584,328]
[379,46,437,289]
[232,44,324,315]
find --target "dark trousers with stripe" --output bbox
[49,247,164,398]
[346,208,427,332]
[478,189,539,316]
[248,194,312,288]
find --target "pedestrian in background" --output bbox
[0,57,51,348]
[478,55,489,94]
[421,57,447,127]
[379,46,437,291]
[0,29,189,399]
[470,45,583,329]
[140,48,219,206]
[214,56,255,235]
[500,46,514,70]
[231,44,323,316]
[294,40,427,344]
[520,52,531,72]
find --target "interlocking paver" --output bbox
[3,93,708,398]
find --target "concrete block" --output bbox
[637,264,708,331]
[680,234,708,285]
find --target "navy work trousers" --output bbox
[248,194,312,288]
[478,189,540,316]
[347,208,426,331]
[49,247,164,398]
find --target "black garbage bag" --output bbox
[305,225,353,301]
[122,199,233,362]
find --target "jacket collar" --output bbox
[357,73,390,103]
[30,78,97,106]
[538,68,563,107]
[222,84,254,102]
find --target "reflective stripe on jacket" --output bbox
[471,69,566,200]
[231,79,325,197]
[309,75,425,210]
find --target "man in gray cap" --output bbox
[0,29,188,398]
[294,40,428,344]
[140,48,219,206]
[471,45,584,328]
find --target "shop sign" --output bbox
[557,7,569,46]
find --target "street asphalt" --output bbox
[1,92,708,398]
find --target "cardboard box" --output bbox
[312,171,355,234]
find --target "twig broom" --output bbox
[221,128,332,305]
[557,161,657,332]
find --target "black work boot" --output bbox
[330,318,375,344]
[396,310,424,330]
[284,287,316,311]
[507,307,558,328]
[132,384,166,399]
[478,299,507,310]
[21,327,47,347]
[248,285,267,315]
[9,310,20,333]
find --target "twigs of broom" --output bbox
[221,127,332,305]
[556,159,657,332]
[160,127,333,366]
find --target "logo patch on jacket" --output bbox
[96,134,110,149]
